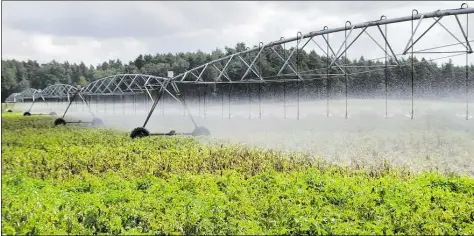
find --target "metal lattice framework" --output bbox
[4,4,474,126]
[35,84,79,100]
[80,74,179,103]
[139,4,473,122]
[18,88,39,101]
[81,74,168,95]
[5,93,21,103]
[144,6,473,85]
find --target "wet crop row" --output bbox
[2,115,473,234]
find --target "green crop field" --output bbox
[2,114,474,235]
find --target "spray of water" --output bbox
[14,90,474,177]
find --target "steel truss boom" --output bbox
[167,7,474,83]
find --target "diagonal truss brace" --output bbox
[454,15,473,52]
[271,47,304,80]
[403,14,426,54]
[329,26,369,68]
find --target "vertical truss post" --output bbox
[198,83,201,117]
[259,42,263,119]
[297,32,302,120]
[221,84,224,118]
[162,90,165,116]
[246,47,251,119]
[203,84,207,119]
[324,26,330,117]
[183,87,186,117]
[228,83,232,119]
[411,9,418,120]
[463,3,470,120]
[381,15,389,118]
[281,37,287,119]
[259,82,262,119]
[214,80,218,118]
[248,82,251,119]
[121,95,124,115]
[345,21,351,119]
[134,94,137,116]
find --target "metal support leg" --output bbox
[62,91,79,118]
[27,98,37,112]
[143,84,169,128]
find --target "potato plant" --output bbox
[2,115,474,235]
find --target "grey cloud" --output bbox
[3,1,262,39]
[2,1,471,66]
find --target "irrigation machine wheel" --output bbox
[130,127,150,139]
[49,112,57,116]
[23,111,31,116]
[54,118,66,126]
[192,126,211,136]
[91,118,104,126]
[7,110,12,113]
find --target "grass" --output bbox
[1,115,474,235]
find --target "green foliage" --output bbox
[2,115,474,235]
[77,76,88,86]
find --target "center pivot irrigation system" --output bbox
[6,3,474,139]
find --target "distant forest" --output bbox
[2,42,473,102]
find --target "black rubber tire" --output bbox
[192,126,211,136]
[49,112,57,116]
[23,112,31,116]
[54,118,66,126]
[91,118,104,126]
[7,110,12,113]
[130,127,150,139]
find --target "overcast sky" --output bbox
[2,1,472,66]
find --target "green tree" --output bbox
[78,76,88,86]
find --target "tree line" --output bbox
[2,42,473,102]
